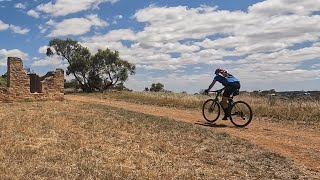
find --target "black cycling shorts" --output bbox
[223,82,240,97]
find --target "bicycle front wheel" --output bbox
[229,101,253,127]
[202,99,221,123]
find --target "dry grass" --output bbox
[0,100,317,179]
[239,95,320,127]
[84,91,206,109]
[82,91,320,128]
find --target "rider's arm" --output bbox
[207,80,216,91]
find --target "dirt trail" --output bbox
[66,95,320,172]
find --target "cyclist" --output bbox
[204,68,241,120]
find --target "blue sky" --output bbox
[1,0,320,93]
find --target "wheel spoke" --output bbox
[202,99,220,123]
[229,101,252,127]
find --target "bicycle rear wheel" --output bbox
[202,99,221,123]
[229,101,253,127]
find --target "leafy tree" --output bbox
[270,89,276,93]
[46,38,135,92]
[47,38,93,92]
[1,72,7,78]
[113,82,131,91]
[149,83,164,92]
[64,79,80,89]
[91,49,135,90]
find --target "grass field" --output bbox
[0,100,316,179]
[81,91,320,129]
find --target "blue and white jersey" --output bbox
[214,75,239,86]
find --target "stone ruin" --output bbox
[0,57,64,102]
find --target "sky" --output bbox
[1,0,320,93]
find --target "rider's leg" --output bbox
[221,96,228,109]
[221,96,230,120]
[222,86,233,120]
[221,83,240,120]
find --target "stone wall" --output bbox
[7,57,31,101]
[41,69,64,94]
[0,88,8,102]
[0,57,64,102]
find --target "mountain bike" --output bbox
[202,89,253,127]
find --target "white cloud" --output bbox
[83,29,136,42]
[48,14,107,37]
[312,64,320,69]
[248,0,320,16]
[0,49,28,66]
[15,3,26,9]
[46,19,56,26]
[36,0,119,17]
[195,37,245,50]
[115,15,123,19]
[31,55,64,67]
[134,6,320,54]
[138,41,200,53]
[134,6,251,43]
[242,46,320,65]
[9,25,30,34]
[79,6,256,72]
[38,46,48,54]
[38,24,47,33]
[27,9,40,18]
[38,45,57,55]
[112,14,123,24]
[75,1,320,91]
[0,20,29,34]
[0,20,9,30]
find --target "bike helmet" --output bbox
[215,68,226,75]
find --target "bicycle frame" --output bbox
[208,88,234,106]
